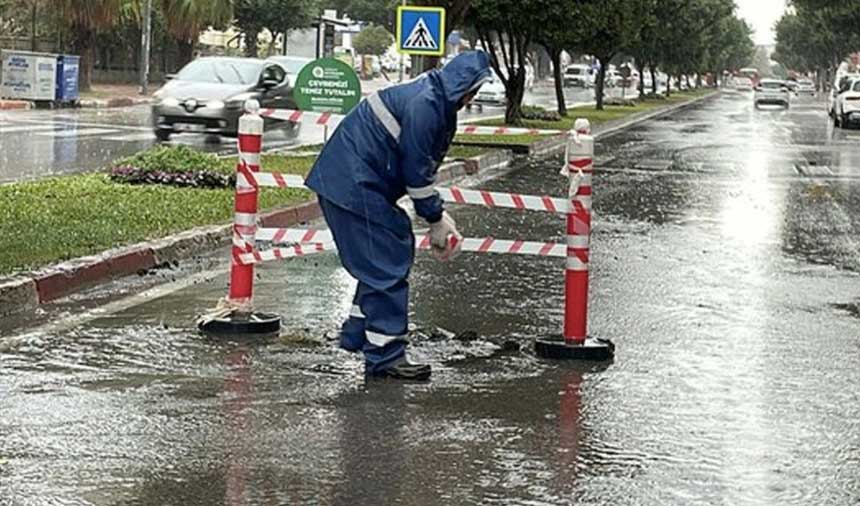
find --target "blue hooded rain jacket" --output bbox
[305,51,492,228]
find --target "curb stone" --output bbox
[0,100,32,110]
[0,278,38,317]
[78,97,152,109]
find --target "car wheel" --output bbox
[155,129,172,142]
[842,113,850,129]
[204,134,222,144]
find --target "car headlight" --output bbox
[205,100,225,110]
[161,97,180,107]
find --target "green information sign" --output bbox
[293,58,361,114]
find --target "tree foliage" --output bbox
[234,0,318,57]
[353,24,393,56]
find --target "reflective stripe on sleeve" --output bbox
[406,184,437,200]
[367,93,401,141]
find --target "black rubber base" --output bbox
[535,337,615,361]
[198,312,282,336]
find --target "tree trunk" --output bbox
[30,1,37,51]
[595,61,607,110]
[665,70,671,97]
[637,63,645,98]
[504,68,526,125]
[177,40,194,68]
[650,66,657,95]
[551,48,566,116]
[72,28,96,92]
[245,30,259,57]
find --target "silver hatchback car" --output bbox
[151,57,300,141]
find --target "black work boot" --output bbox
[377,358,432,381]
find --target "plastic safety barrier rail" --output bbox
[238,168,571,214]
[236,233,566,266]
[257,107,566,137]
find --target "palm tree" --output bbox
[160,0,232,67]
[57,0,123,91]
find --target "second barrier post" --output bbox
[198,100,282,336]
[535,119,614,361]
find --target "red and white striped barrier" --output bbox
[256,107,564,137]
[238,170,570,214]
[218,105,606,357]
[228,101,264,305]
[456,125,564,136]
[563,123,594,345]
[236,232,565,266]
[259,108,342,127]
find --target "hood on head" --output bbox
[438,51,492,109]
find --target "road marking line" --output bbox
[6,117,152,132]
[102,132,157,142]
[39,128,120,138]
[0,124,62,134]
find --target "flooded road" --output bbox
[3,91,860,505]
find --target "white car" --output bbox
[834,77,860,127]
[734,76,754,91]
[473,71,506,105]
[828,73,860,117]
[796,79,816,96]
[754,79,790,109]
[563,64,592,88]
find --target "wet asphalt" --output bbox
[3,91,860,505]
[0,85,595,184]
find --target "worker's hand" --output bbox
[429,211,463,261]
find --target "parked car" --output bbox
[834,76,860,127]
[563,64,592,88]
[734,76,754,91]
[754,79,790,109]
[828,73,860,117]
[267,55,312,77]
[473,71,506,105]
[795,79,816,96]
[151,57,299,141]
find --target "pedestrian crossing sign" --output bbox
[397,6,445,56]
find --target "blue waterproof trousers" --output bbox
[318,197,413,374]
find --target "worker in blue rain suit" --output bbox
[305,51,492,381]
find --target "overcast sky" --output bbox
[736,0,786,45]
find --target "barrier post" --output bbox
[535,119,614,361]
[197,100,281,336]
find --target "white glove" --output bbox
[429,211,463,261]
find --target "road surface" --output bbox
[3,90,858,505]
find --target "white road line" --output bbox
[0,124,62,134]
[39,128,120,138]
[6,117,152,132]
[102,132,157,142]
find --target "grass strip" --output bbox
[0,155,315,276]
[457,89,714,146]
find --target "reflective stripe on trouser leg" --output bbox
[361,278,409,374]
[339,293,366,353]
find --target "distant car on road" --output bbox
[151,56,299,142]
[563,64,593,88]
[795,79,816,97]
[834,77,860,128]
[473,71,506,106]
[754,79,791,109]
[734,76,754,91]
